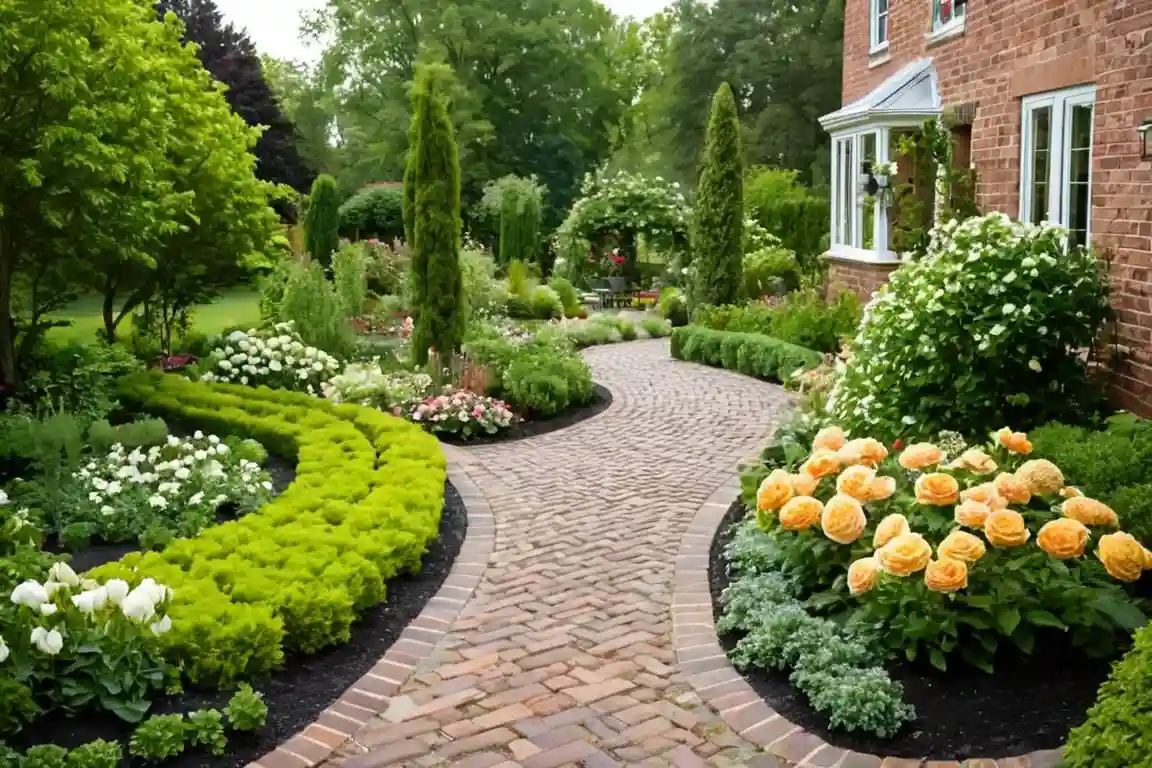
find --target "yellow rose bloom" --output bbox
[801,449,842,479]
[876,532,932,576]
[1144,546,1152,570]
[867,475,897,502]
[822,494,868,544]
[756,469,794,513]
[847,557,880,595]
[984,509,1031,548]
[813,425,846,453]
[1016,459,1065,495]
[1037,518,1090,560]
[949,448,998,475]
[924,557,969,592]
[898,443,944,470]
[873,513,911,549]
[995,427,1034,455]
[836,465,877,502]
[779,496,823,531]
[937,530,987,564]
[1060,486,1084,499]
[790,472,820,496]
[954,499,992,528]
[1096,532,1146,582]
[960,482,1008,511]
[994,472,1032,505]
[915,473,960,506]
[838,438,889,468]
[1062,497,1120,528]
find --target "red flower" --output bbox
[610,254,626,265]
[892,439,904,451]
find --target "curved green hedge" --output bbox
[92,372,446,687]
[670,325,822,383]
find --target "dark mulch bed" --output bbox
[439,383,612,446]
[709,500,1116,760]
[44,452,298,574]
[14,480,468,768]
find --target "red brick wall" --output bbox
[841,0,1152,414]
[826,259,902,301]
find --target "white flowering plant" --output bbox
[198,323,340,393]
[409,387,516,439]
[321,364,435,413]
[831,213,1111,441]
[2,564,175,723]
[45,433,272,550]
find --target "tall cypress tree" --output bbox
[498,184,542,265]
[410,65,465,365]
[304,174,341,268]
[690,82,744,309]
[402,109,419,245]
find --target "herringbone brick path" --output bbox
[329,339,792,768]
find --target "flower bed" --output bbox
[91,371,446,687]
[670,325,822,383]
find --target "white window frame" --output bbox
[870,0,889,53]
[1019,84,1096,247]
[829,127,892,262]
[929,0,966,41]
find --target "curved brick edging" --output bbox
[672,482,1066,768]
[246,456,494,768]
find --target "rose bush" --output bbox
[830,213,1111,441]
[747,424,1148,672]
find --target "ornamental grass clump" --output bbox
[749,424,1149,673]
[831,213,1110,441]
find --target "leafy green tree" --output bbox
[494,179,543,265]
[690,83,744,309]
[304,175,341,267]
[409,65,465,365]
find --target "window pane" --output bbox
[1028,106,1051,225]
[878,13,887,44]
[840,139,853,246]
[1067,104,1093,247]
[862,133,877,250]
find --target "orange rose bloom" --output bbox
[876,532,933,576]
[1060,486,1084,499]
[779,496,823,531]
[1096,532,1146,582]
[756,469,794,513]
[960,482,1008,511]
[1062,497,1120,528]
[847,557,880,595]
[873,513,911,549]
[984,509,1031,548]
[813,425,846,453]
[915,473,960,506]
[836,465,877,502]
[994,472,1032,505]
[1016,459,1064,495]
[898,443,944,470]
[821,494,868,544]
[924,557,969,592]
[995,427,1034,455]
[801,449,842,479]
[937,530,987,564]
[1144,546,1152,570]
[1037,518,1090,560]
[867,475,897,502]
[791,472,820,496]
[838,438,889,467]
[950,448,998,476]
[954,500,991,528]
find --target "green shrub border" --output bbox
[92,372,446,688]
[670,325,822,383]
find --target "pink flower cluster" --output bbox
[408,387,516,438]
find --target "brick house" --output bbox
[818,0,1152,413]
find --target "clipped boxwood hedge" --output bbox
[670,325,822,383]
[92,372,446,687]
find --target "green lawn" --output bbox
[47,290,262,344]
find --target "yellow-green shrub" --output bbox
[91,372,446,687]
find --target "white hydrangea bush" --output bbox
[322,364,434,413]
[830,213,1110,441]
[200,323,339,393]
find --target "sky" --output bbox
[215,0,673,63]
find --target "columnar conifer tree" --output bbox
[303,175,341,268]
[498,184,542,265]
[689,82,744,309]
[409,65,465,365]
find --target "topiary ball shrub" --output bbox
[831,213,1110,441]
[503,347,594,418]
[530,285,563,319]
[339,186,405,243]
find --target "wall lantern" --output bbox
[1140,119,1152,161]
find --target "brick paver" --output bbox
[327,339,792,767]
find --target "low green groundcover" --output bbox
[671,325,822,383]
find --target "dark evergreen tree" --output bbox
[402,109,419,245]
[409,65,465,365]
[690,82,744,309]
[156,0,315,194]
[304,175,341,267]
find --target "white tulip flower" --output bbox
[0,636,8,662]
[48,562,80,587]
[150,615,173,635]
[11,580,49,608]
[30,627,63,655]
[43,581,65,598]
[104,580,130,605]
[72,587,108,614]
[40,603,58,616]
[120,590,157,623]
